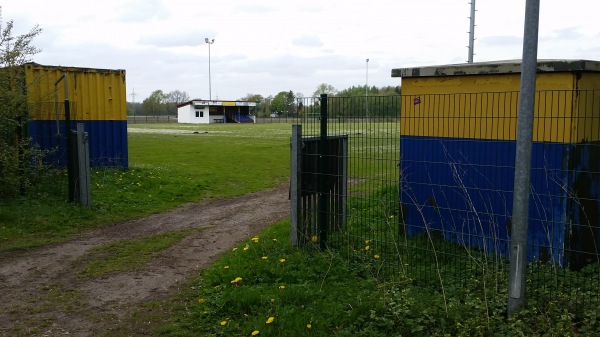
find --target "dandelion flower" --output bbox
[243,245,249,251]
[374,255,380,259]
[279,258,286,263]
[365,246,370,251]
[262,256,268,260]
[251,236,259,243]
[311,235,317,242]
[279,285,285,290]
[224,265,230,269]
[232,248,238,252]
[220,320,227,326]
[307,323,312,329]
[198,298,205,304]
[251,330,259,336]
[365,239,371,244]
[266,317,275,324]
[389,215,395,219]
[231,277,243,284]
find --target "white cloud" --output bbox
[2,0,599,101]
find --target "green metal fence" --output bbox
[291,92,600,317]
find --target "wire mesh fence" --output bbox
[291,92,599,316]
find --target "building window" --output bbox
[200,111,204,117]
[196,111,199,118]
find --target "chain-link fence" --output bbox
[291,92,599,316]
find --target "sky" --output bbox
[3,0,600,102]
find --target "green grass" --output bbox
[77,229,197,279]
[159,220,599,337]
[0,123,293,251]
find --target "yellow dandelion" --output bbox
[198,298,205,304]
[243,245,249,251]
[364,245,370,251]
[279,285,285,290]
[220,320,227,326]
[231,277,243,284]
[224,265,230,269]
[307,323,312,329]
[279,258,286,263]
[251,330,259,336]
[311,235,317,242]
[266,317,275,324]
[251,236,259,243]
[270,298,275,302]
[262,256,268,260]
[374,255,380,259]
[232,247,238,251]
[389,215,395,219]
[365,239,371,244]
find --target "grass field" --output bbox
[2,122,598,336]
[0,123,293,251]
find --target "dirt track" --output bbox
[0,185,290,336]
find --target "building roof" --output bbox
[391,59,600,78]
[177,99,257,108]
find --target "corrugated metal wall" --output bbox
[399,72,599,268]
[24,63,128,168]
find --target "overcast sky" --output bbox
[3,0,600,102]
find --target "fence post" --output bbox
[290,124,302,246]
[76,123,91,207]
[508,0,540,317]
[318,94,328,249]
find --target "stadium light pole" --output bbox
[205,38,215,100]
[366,58,369,118]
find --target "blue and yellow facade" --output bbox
[24,63,128,168]
[392,60,600,268]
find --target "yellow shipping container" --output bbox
[24,63,127,121]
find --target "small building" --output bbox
[177,100,256,124]
[392,59,600,268]
[23,62,128,168]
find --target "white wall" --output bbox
[178,105,209,124]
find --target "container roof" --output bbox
[391,59,600,78]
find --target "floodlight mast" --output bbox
[366,58,369,118]
[205,38,215,100]
[468,0,476,63]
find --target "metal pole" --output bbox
[468,0,476,63]
[366,58,369,118]
[290,124,302,246]
[318,94,328,250]
[508,0,540,317]
[205,38,215,101]
[54,72,75,202]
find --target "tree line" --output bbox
[128,84,401,118]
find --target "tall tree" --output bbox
[313,83,337,97]
[239,93,266,117]
[0,9,43,197]
[142,90,167,116]
[165,90,189,115]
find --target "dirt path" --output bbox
[0,185,290,336]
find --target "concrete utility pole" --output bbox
[508,0,540,317]
[467,0,476,63]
